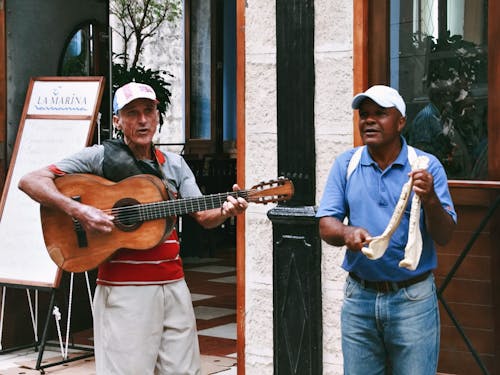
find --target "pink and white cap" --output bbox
[113,82,158,113]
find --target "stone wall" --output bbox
[244,0,278,371]
[314,1,353,372]
[142,23,185,150]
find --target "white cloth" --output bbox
[93,280,201,375]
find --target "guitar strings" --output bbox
[71,193,238,230]
[99,190,253,224]
[71,191,248,230]
[71,185,289,229]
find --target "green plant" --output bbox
[112,63,173,133]
[406,32,487,179]
[110,0,182,69]
[425,32,486,87]
[426,33,487,179]
[110,0,181,137]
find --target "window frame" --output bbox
[184,0,218,157]
[353,0,500,182]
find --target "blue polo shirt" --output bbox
[317,139,456,282]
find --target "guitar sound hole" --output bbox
[113,198,143,232]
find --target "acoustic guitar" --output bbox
[40,174,294,273]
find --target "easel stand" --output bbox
[0,272,95,374]
[0,77,105,374]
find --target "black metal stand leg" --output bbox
[35,289,55,371]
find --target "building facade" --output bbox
[1,1,498,374]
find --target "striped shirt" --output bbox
[50,144,202,286]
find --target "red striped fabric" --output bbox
[97,230,184,286]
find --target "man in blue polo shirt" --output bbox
[317,85,456,375]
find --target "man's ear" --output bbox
[113,114,121,130]
[398,116,406,132]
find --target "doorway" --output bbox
[182,0,239,370]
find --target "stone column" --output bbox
[268,0,322,373]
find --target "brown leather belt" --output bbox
[348,271,431,293]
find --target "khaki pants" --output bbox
[93,280,201,374]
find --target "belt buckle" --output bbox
[377,281,396,293]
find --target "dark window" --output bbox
[185,0,236,157]
[59,24,94,76]
[370,0,489,180]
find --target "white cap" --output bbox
[351,85,406,117]
[113,82,158,114]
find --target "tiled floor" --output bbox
[0,248,238,374]
[184,247,238,362]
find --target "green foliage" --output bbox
[110,0,181,137]
[110,0,182,68]
[112,63,173,132]
[111,0,182,25]
[424,32,486,89]
[410,32,488,179]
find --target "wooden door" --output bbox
[437,184,500,374]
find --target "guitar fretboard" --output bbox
[118,190,250,223]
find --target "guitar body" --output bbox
[41,174,174,273]
[39,173,294,273]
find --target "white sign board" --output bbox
[0,77,104,288]
[27,80,101,116]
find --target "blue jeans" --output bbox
[341,273,439,375]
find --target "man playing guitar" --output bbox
[18,81,248,375]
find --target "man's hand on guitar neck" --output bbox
[220,184,248,218]
[192,183,248,229]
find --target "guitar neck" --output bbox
[140,190,249,220]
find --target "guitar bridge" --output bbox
[71,196,88,248]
